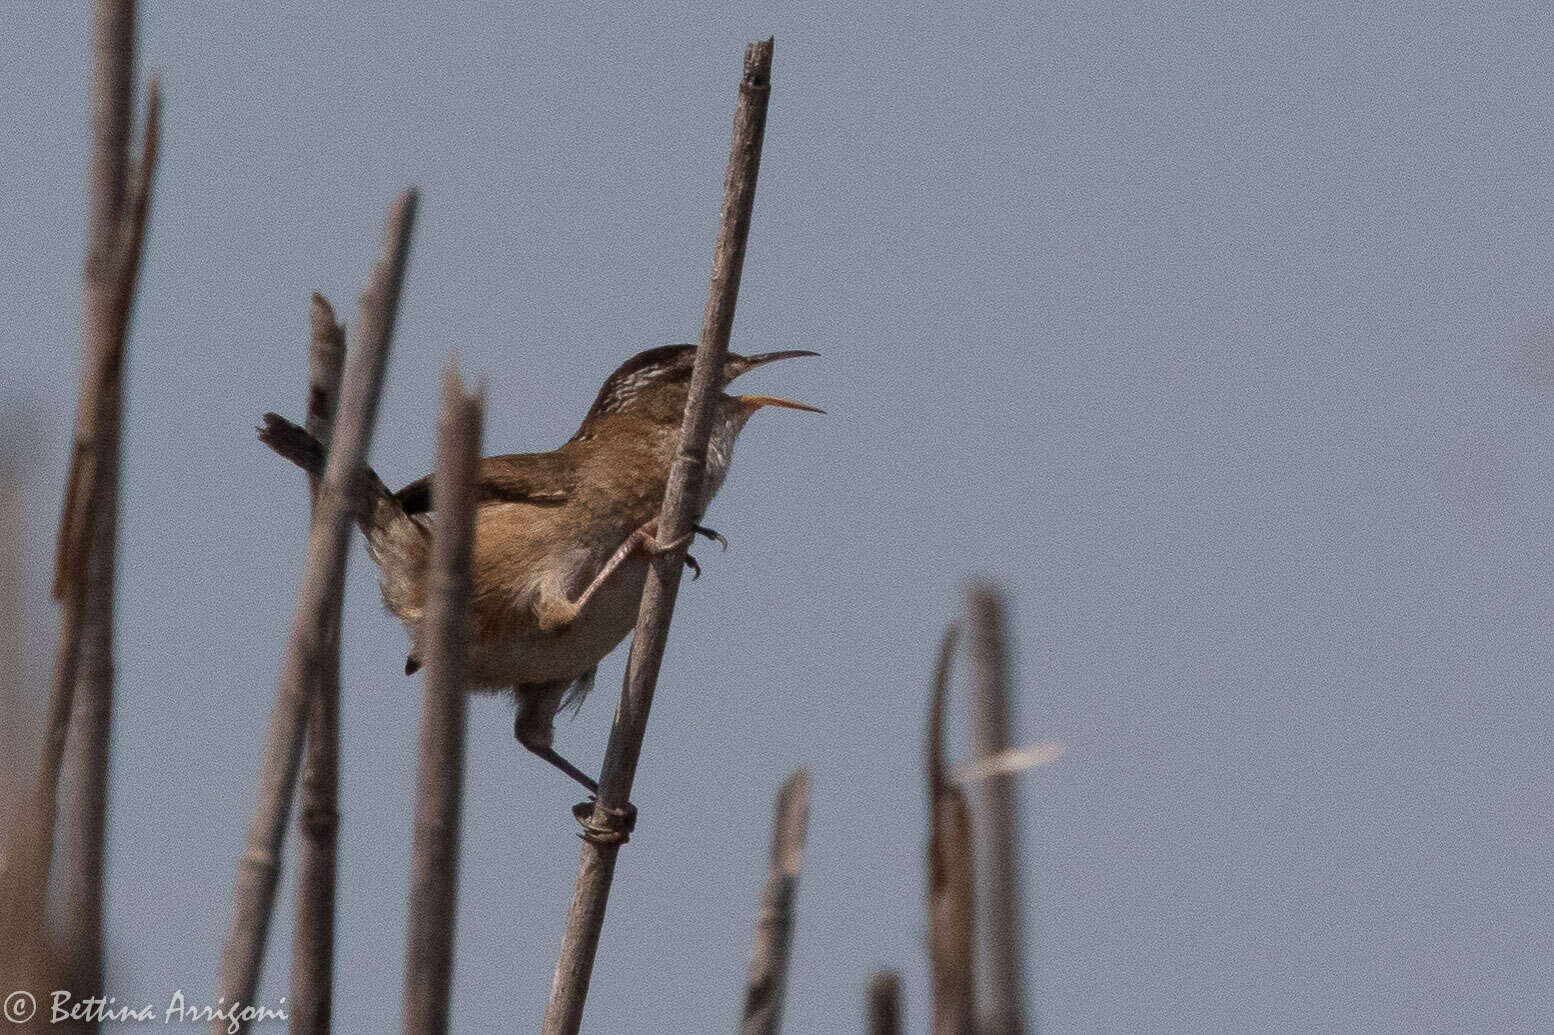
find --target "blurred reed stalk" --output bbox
[739,767,812,1035]
[865,970,903,1035]
[927,627,975,1035]
[0,3,162,1024]
[0,420,71,1035]
[0,420,38,847]
[541,36,775,1035]
[968,582,1030,1035]
[212,190,418,1035]
[401,364,483,1035]
[291,293,347,1034]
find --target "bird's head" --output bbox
[574,344,821,440]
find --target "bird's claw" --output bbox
[685,553,701,580]
[693,524,729,551]
[572,796,638,838]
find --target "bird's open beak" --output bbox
[735,394,825,414]
[727,350,821,413]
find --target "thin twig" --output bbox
[967,582,1030,1035]
[401,363,482,1035]
[540,38,776,1035]
[927,626,974,1035]
[291,293,346,1035]
[212,191,418,1035]
[740,767,812,1035]
[866,970,903,1035]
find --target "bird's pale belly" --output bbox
[465,554,650,689]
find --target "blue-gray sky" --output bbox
[4,2,1551,1031]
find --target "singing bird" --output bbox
[258,345,820,793]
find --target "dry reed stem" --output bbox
[0,4,152,1024]
[927,626,975,1035]
[212,191,418,1035]
[51,0,133,601]
[739,767,812,1035]
[0,426,72,1035]
[291,293,346,1035]
[400,364,483,1035]
[61,73,161,1013]
[866,970,903,1035]
[540,38,776,1035]
[540,36,775,1034]
[7,4,162,1018]
[967,582,1030,1035]
[0,421,40,859]
[0,834,70,1035]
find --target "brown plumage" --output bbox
[258,344,819,793]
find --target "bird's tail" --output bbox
[257,412,429,617]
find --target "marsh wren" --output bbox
[258,345,819,794]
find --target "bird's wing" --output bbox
[396,452,574,515]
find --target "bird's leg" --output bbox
[514,691,636,830]
[529,745,600,796]
[539,517,693,631]
[514,700,599,795]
